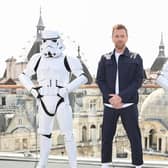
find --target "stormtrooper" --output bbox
[19,30,89,168]
[156,60,168,90]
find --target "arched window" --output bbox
[144,137,148,150]
[149,129,157,151]
[82,126,87,142]
[158,138,162,151]
[90,125,96,142]
[91,125,96,129]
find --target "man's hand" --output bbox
[108,94,123,109]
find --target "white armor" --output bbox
[19,30,88,168]
[156,60,168,90]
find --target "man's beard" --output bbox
[115,43,126,50]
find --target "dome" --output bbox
[141,88,168,128]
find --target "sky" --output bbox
[0,0,168,77]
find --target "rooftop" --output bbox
[0,153,168,168]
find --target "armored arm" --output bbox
[19,54,42,98]
[58,57,88,97]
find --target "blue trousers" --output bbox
[101,104,143,166]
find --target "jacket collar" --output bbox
[112,47,130,57]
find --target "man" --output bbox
[156,60,168,90]
[96,24,144,168]
[19,30,89,168]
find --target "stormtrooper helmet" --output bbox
[41,30,65,58]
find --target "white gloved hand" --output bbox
[58,87,68,98]
[30,88,42,98]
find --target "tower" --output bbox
[36,7,45,41]
[158,32,165,57]
[27,8,45,60]
[150,33,168,72]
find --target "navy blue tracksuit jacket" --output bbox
[96,47,144,104]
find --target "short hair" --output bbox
[112,24,128,36]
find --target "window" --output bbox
[158,138,162,151]
[90,125,96,142]
[144,137,148,150]
[90,99,97,112]
[149,129,157,151]
[2,97,6,106]
[18,119,22,125]
[99,125,102,140]
[23,138,28,149]
[57,134,64,145]
[82,126,87,142]
[15,139,20,150]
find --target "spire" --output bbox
[36,7,45,41]
[150,33,167,72]
[77,45,81,59]
[158,32,165,57]
[160,32,164,46]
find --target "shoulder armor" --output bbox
[29,53,42,72]
[30,53,41,62]
[65,56,93,84]
[28,53,42,67]
[23,53,42,75]
[65,56,82,71]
